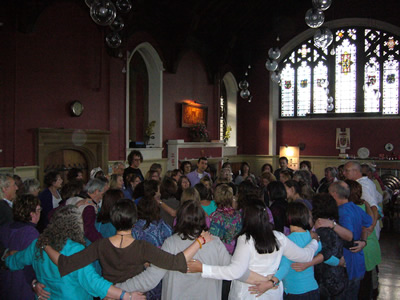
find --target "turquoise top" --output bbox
[202,200,218,216]
[275,231,321,295]
[6,239,112,300]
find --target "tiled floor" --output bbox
[377,230,400,299]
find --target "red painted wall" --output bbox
[0,2,126,167]
[277,119,400,158]
[163,51,217,155]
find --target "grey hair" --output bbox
[293,169,312,186]
[23,178,41,194]
[324,167,338,178]
[330,181,350,199]
[0,174,13,199]
[347,161,362,172]
[113,161,125,168]
[85,178,106,194]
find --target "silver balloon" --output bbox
[327,103,334,111]
[85,0,96,8]
[106,32,122,48]
[327,96,334,104]
[314,27,333,49]
[312,0,332,11]
[320,79,329,88]
[265,59,278,72]
[271,72,281,84]
[90,0,117,26]
[330,47,336,55]
[240,89,250,99]
[116,0,132,13]
[305,8,325,28]
[268,48,281,60]
[239,80,249,90]
[110,15,124,31]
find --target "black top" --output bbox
[123,166,144,186]
[0,199,13,226]
[315,227,347,296]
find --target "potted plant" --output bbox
[189,122,209,142]
[144,120,156,146]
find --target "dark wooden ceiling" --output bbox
[3,0,391,80]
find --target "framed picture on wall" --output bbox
[181,102,208,127]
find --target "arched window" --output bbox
[280,26,400,117]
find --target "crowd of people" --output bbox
[0,150,386,300]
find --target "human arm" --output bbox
[315,218,353,242]
[82,205,103,242]
[248,277,279,297]
[32,280,51,300]
[142,231,212,271]
[188,234,250,280]
[159,201,177,217]
[48,240,101,277]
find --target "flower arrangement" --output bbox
[144,120,156,144]
[189,122,209,142]
[223,125,232,143]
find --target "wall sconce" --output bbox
[279,145,300,170]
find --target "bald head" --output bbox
[343,161,362,180]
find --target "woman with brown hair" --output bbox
[6,205,145,300]
[116,200,231,300]
[0,194,41,300]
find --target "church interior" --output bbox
[1,0,400,298]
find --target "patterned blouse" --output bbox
[132,219,173,300]
[209,207,242,254]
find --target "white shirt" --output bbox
[3,198,12,208]
[202,231,318,300]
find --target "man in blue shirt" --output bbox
[328,181,372,299]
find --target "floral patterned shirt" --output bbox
[209,207,242,254]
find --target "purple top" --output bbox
[0,222,39,300]
[186,170,211,186]
[82,205,103,243]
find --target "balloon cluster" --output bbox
[238,65,253,102]
[265,36,282,85]
[305,0,333,50]
[305,0,335,111]
[86,0,132,49]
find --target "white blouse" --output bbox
[202,231,318,300]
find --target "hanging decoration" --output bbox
[238,65,253,102]
[265,36,282,85]
[304,0,335,111]
[86,0,133,50]
[314,27,333,49]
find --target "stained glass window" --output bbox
[279,26,400,117]
[335,37,357,113]
[313,61,329,113]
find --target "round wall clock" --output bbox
[70,101,84,117]
[385,143,394,152]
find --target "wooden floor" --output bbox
[377,230,400,300]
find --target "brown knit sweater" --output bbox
[58,238,187,283]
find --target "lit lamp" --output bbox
[279,145,300,170]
